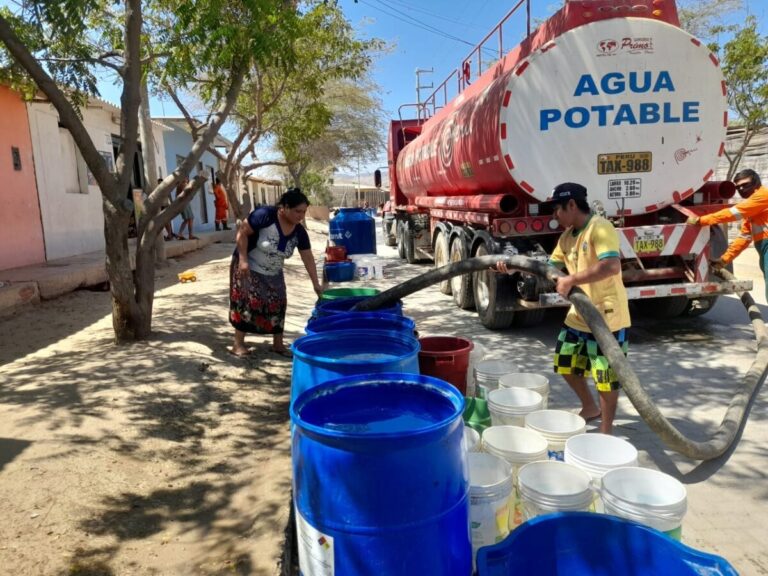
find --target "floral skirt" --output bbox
[229,259,287,334]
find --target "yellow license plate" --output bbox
[598,152,652,175]
[634,236,664,254]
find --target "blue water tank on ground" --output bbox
[305,312,416,336]
[315,296,403,319]
[330,208,376,255]
[290,329,420,405]
[477,512,737,576]
[291,373,471,576]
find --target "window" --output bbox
[59,127,88,194]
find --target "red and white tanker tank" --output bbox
[394,0,728,218]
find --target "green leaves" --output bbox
[718,16,768,127]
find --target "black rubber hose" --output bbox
[352,255,768,461]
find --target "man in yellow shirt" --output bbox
[499,182,630,434]
[687,169,767,299]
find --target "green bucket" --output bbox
[463,397,491,434]
[320,287,381,302]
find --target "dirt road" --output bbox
[0,233,325,575]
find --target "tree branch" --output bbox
[0,13,117,197]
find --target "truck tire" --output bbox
[404,223,418,264]
[511,306,546,327]
[450,235,475,310]
[472,242,515,329]
[396,221,406,259]
[433,230,452,295]
[383,218,396,247]
[631,295,690,318]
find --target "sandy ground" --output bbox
[0,229,327,575]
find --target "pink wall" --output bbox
[0,86,45,271]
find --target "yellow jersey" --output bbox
[550,215,631,333]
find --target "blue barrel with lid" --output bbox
[315,296,403,319]
[291,373,471,576]
[290,329,419,405]
[329,208,376,255]
[305,312,416,336]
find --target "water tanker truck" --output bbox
[382,0,752,328]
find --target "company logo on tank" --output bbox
[597,37,654,56]
[539,70,700,131]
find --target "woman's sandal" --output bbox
[227,347,254,358]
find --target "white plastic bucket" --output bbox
[475,359,518,399]
[564,434,638,484]
[465,341,486,398]
[349,254,375,281]
[525,410,586,461]
[517,461,594,521]
[481,425,549,527]
[464,425,481,453]
[371,259,385,280]
[468,452,513,566]
[487,388,544,427]
[498,373,551,409]
[601,467,687,540]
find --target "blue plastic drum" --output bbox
[477,512,737,576]
[329,207,376,255]
[290,329,420,404]
[315,296,403,319]
[305,312,416,336]
[291,373,471,576]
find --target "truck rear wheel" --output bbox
[472,242,515,329]
[396,221,406,259]
[631,295,690,318]
[433,230,452,295]
[450,235,475,310]
[403,223,419,264]
[383,217,396,247]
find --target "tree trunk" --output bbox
[138,78,169,265]
[134,240,157,339]
[103,197,141,342]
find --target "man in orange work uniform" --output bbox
[213,177,232,231]
[687,169,767,298]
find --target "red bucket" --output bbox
[326,245,348,263]
[418,336,473,396]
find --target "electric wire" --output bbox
[359,0,499,58]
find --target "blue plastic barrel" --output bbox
[315,296,403,319]
[290,329,420,404]
[291,373,471,576]
[329,208,376,255]
[477,512,737,576]
[305,312,416,336]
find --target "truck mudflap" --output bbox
[537,280,754,308]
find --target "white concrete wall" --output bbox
[27,104,169,262]
[151,124,169,181]
[27,103,109,261]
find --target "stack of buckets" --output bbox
[290,294,693,574]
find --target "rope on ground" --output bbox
[353,255,768,461]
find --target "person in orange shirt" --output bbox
[213,177,231,231]
[687,169,767,298]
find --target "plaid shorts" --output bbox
[553,326,629,392]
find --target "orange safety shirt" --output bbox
[700,185,768,264]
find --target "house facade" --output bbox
[156,118,224,233]
[0,86,46,271]
[26,97,169,261]
[246,177,283,210]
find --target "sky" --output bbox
[2,0,767,177]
